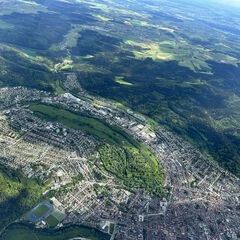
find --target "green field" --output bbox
[29,103,165,196]
[32,204,50,218]
[115,76,134,86]
[45,215,59,228]
[29,103,140,147]
[45,210,65,228]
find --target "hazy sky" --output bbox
[224,0,240,4]
[211,0,240,6]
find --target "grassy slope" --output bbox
[29,104,139,147]
[29,103,165,196]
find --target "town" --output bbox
[0,84,239,240]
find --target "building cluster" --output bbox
[0,86,239,239]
